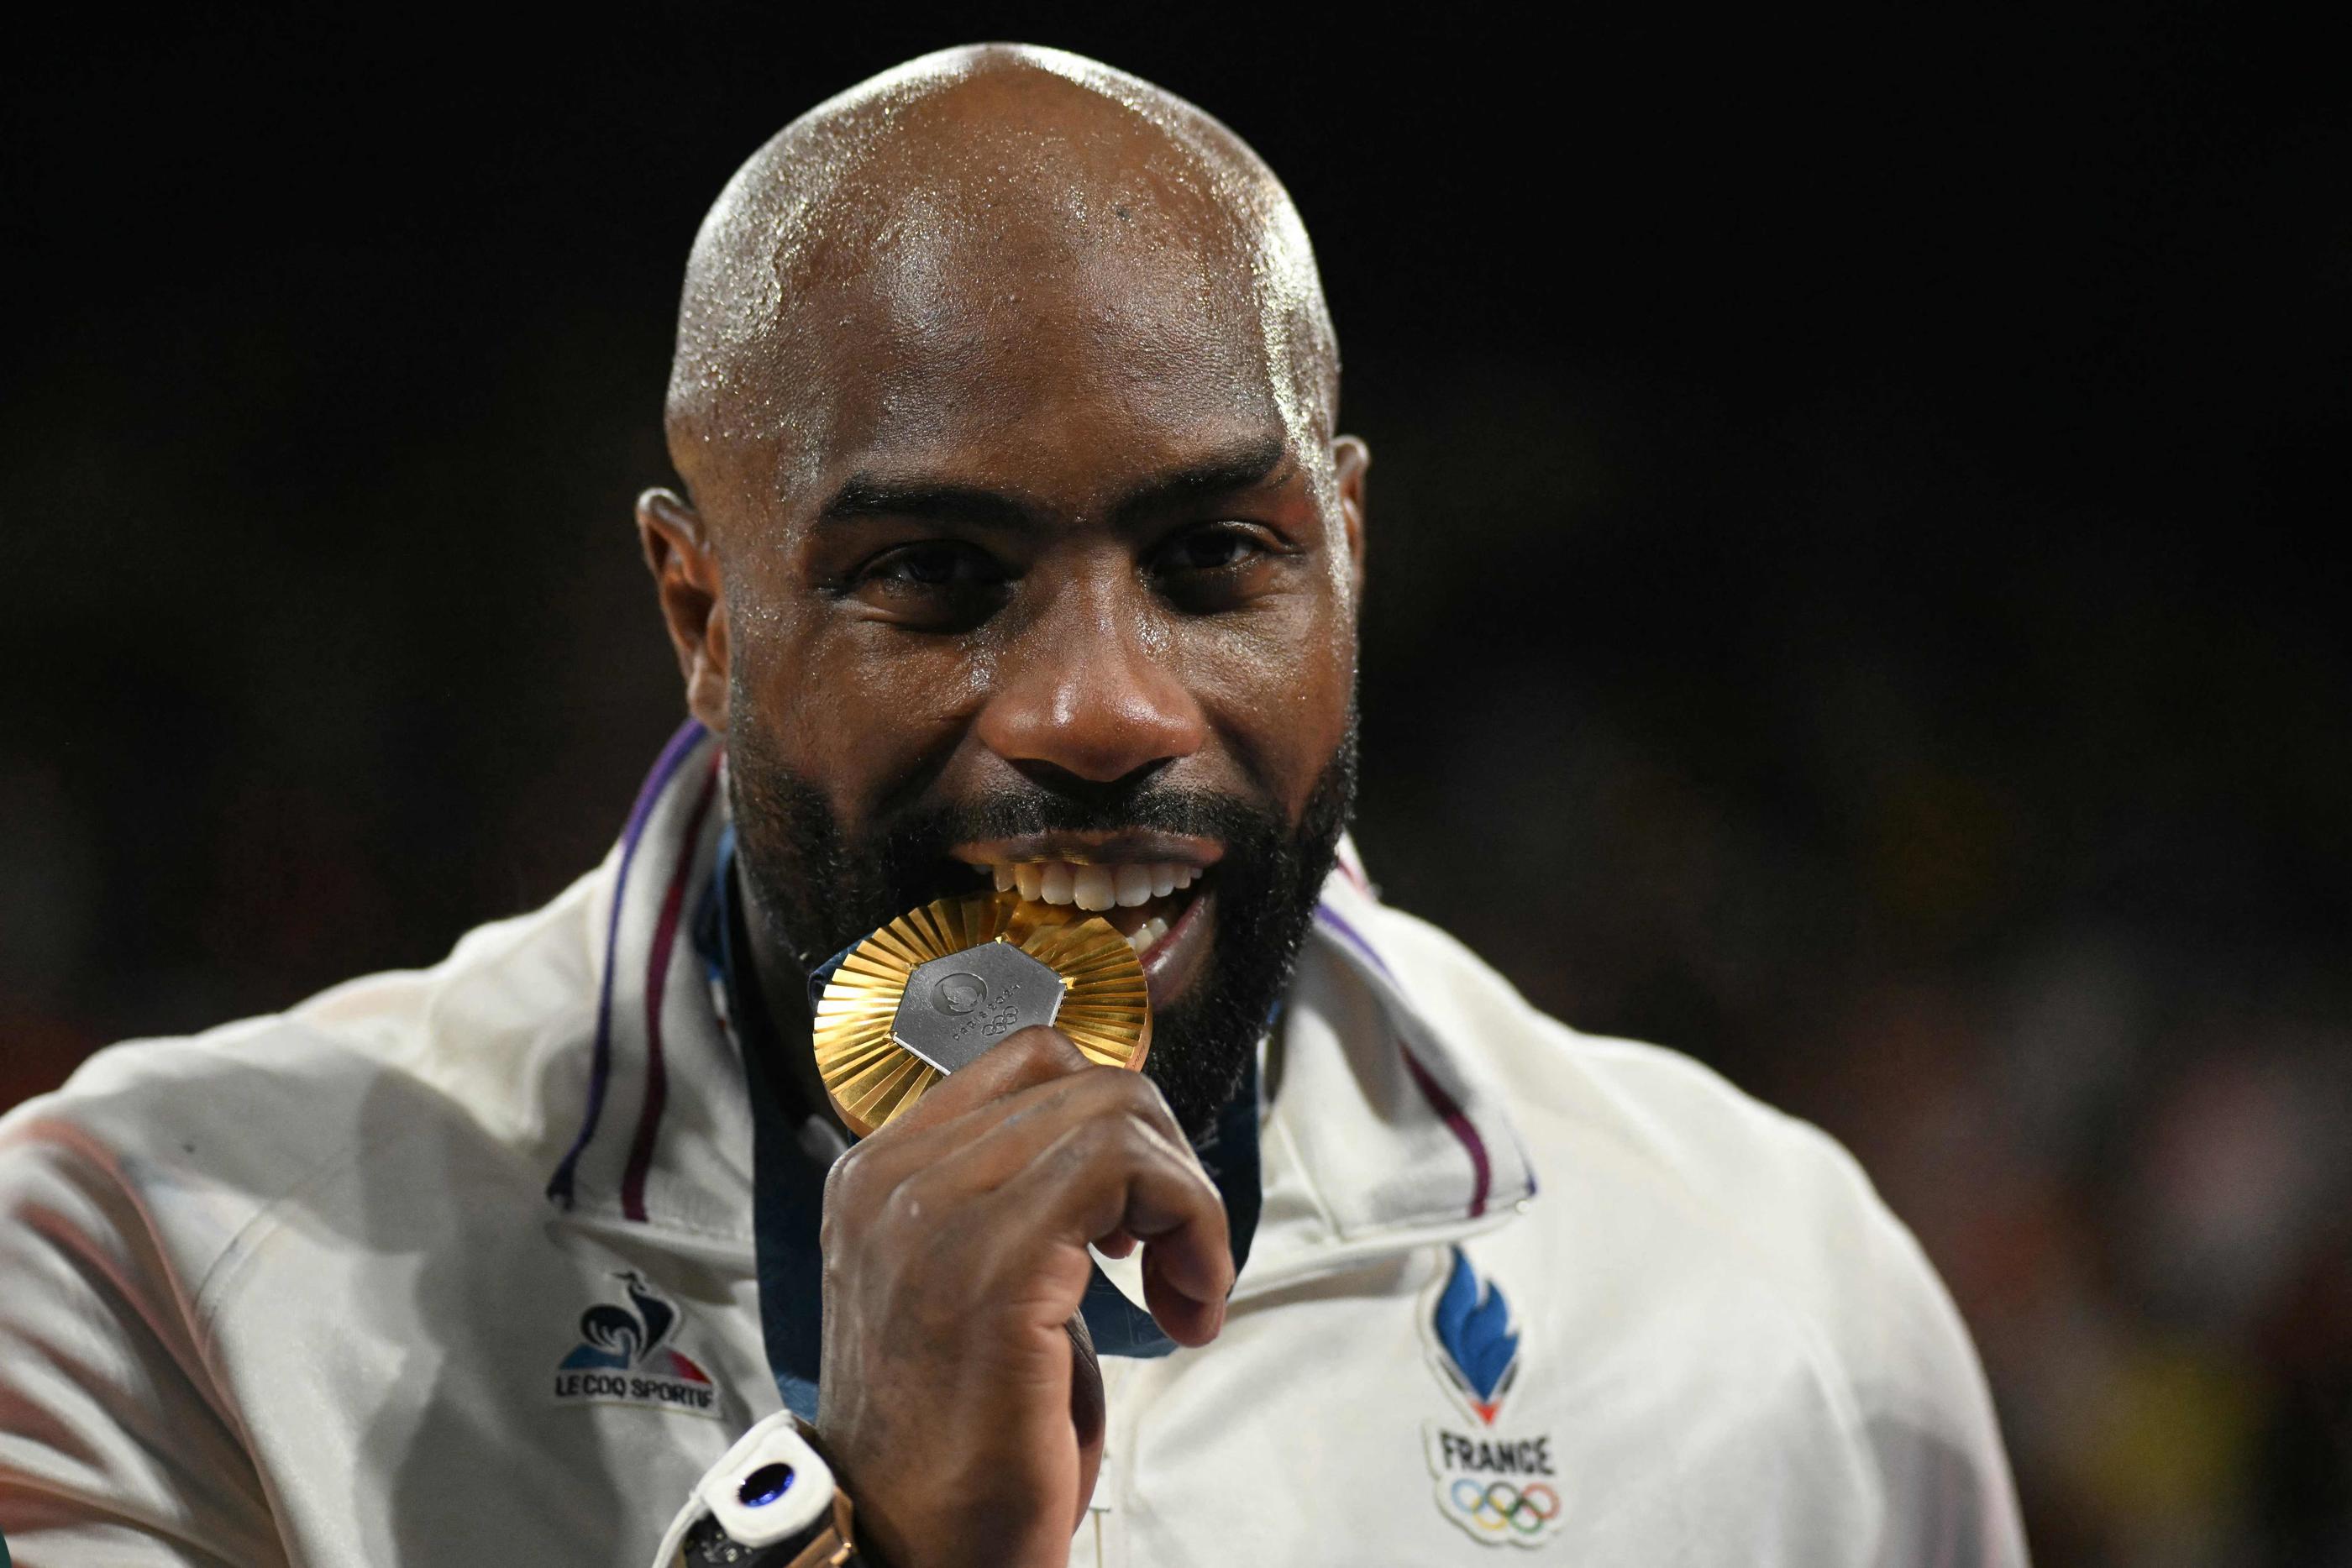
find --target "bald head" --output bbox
[664,44,1339,509]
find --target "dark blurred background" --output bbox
[6,8,2347,1562]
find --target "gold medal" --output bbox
[812,890,1153,1135]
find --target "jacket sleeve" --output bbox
[1845,1186,2033,1568]
[0,1114,286,1567]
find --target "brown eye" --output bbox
[1156,524,1264,575]
[1147,522,1292,614]
[848,541,1011,632]
[866,543,1005,589]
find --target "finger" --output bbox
[890,1065,1199,1209]
[869,1024,1091,1141]
[1142,1247,1225,1349]
[985,1118,1233,1345]
[826,1027,1100,1215]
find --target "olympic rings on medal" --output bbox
[1448,1477,1562,1534]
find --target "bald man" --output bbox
[0,45,2029,1568]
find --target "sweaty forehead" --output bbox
[666,46,1334,510]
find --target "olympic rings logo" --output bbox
[1449,1478,1562,1534]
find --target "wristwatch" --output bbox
[654,1411,862,1567]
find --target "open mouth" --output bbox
[949,836,1220,1008]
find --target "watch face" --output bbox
[680,1509,804,1566]
[680,1509,750,1564]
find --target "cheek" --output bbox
[734,603,995,817]
[1185,597,1356,811]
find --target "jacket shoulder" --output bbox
[1362,900,2000,1416]
[1359,896,2027,1560]
[0,870,604,1309]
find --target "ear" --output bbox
[636,487,731,733]
[1331,435,1370,603]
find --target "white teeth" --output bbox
[1072,865,1117,911]
[1126,914,1170,955]
[983,859,1206,909]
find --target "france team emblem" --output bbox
[1420,1246,1564,1547]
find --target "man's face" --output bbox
[662,201,1367,1136]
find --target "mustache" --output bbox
[870,783,1285,864]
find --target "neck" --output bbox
[728,858,848,1138]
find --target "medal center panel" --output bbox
[893,941,1066,1072]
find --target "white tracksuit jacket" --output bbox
[0,726,2029,1565]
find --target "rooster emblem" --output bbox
[559,1269,711,1384]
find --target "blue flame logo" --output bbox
[1431,1246,1520,1422]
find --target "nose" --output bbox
[974,584,1207,787]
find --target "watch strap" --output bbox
[779,1490,858,1567]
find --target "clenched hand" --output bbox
[813,1025,1233,1568]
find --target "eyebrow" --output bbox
[816,435,1293,532]
[1110,436,1291,523]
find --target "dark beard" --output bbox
[727,714,1357,1140]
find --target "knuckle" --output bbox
[999,1024,1089,1075]
[1068,1109,1157,1171]
[822,1144,879,1219]
[1095,1068,1179,1135]
[1107,1067,1169,1114]
[1040,1116,1110,1177]
[878,1177,932,1231]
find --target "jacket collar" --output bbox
[543,723,1536,1264]
[1231,854,1538,1294]
[544,721,753,1242]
